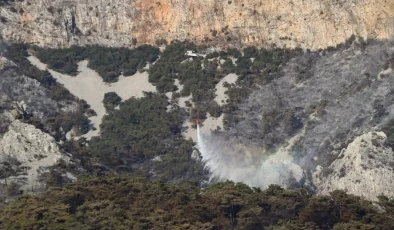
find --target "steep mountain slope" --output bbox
[206,39,394,198]
[0,117,75,196]
[313,131,394,201]
[0,0,393,49]
[3,34,394,203]
[227,40,391,150]
[0,46,86,201]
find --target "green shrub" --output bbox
[226,48,242,58]
[103,92,122,111]
[243,46,259,58]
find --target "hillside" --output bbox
[1,2,394,226]
[1,36,394,201]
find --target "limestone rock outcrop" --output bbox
[0,56,14,70]
[1,0,393,49]
[313,132,394,201]
[0,118,75,194]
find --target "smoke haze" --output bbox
[197,125,304,188]
[196,40,394,189]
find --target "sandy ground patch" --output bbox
[27,56,156,140]
[166,79,183,100]
[183,120,197,141]
[183,114,224,142]
[178,95,193,108]
[28,54,236,143]
[214,73,238,106]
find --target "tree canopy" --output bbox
[33,45,160,82]
[88,93,206,182]
[1,176,393,230]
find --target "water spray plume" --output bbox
[196,125,304,189]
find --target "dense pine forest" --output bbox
[1,176,394,229]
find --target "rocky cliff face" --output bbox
[313,132,394,201]
[0,53,79,200]
[1,0,394,49]
[0,117,75,195]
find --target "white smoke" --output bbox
[197,125,305,189]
